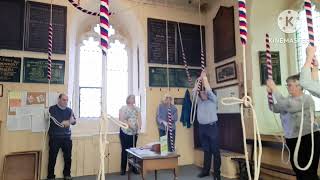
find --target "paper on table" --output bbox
[131,148,157,156]
[160,135,168,155]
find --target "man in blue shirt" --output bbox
[47,94,76,180]
[193,71,221,180]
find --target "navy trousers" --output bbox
[199,123,221,175]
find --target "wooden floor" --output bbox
[63,165,235,180]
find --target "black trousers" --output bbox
[199,123,221,175]
[47,137,72,179]
[286,131,320,180]
[119,129,138,172]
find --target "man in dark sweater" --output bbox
[47,94,76,180]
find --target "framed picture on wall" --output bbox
[215,61,237,83]
[213,6,236,63]
[259,51,281,85]
[0,84,3,97]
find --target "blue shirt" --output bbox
[193,90,218,125]
[156,103,178,130]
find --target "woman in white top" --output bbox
[119,95,141,175]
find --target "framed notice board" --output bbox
[24,1,67,54]
[213,6,236,63]
[259,51,281,85]
[0,56,21,82]
[23,58,65,84]
[149,67,201,87]
[148,18,206,67]
[177,23,206,67]
[0,0,25,50]
[148,18,177,64]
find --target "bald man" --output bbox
[47,94,76,180]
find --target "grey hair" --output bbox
[126,94,135,104]
[286,74,300,83]
[286,74,303,90]
[162,94,172,103]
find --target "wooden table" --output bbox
[126,148,180,180]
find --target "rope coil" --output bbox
[293,99,315,171]
[105,113,129,129]
[97,113,129,180]
[221,95,262,180]
[290,0,316,170]
[265,33,290,165]
[221,1,262,179]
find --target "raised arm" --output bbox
[301,46,320,98]
[200,71,217,102]
[192,77,201,97]
[303,45,316,69]
[311,60,319,81]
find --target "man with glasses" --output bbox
[193,71,221,180]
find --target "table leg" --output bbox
[128,168,131,180]
[140,169,145,180]
[238,161,249,180]
[155,170,158,180]
[173,168,178,180]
